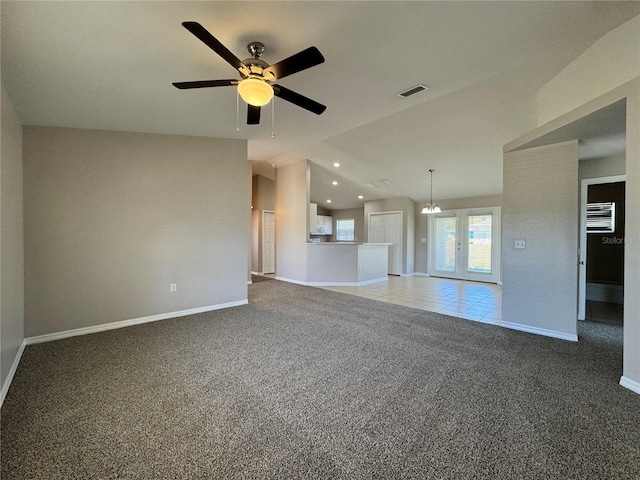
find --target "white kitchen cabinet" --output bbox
[317,215,333,234]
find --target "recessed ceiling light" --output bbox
[326,199,332,203]
[358,195,364,200]
[332,181,338,186]
[333,162,341,168]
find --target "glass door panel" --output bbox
[467,214,492,274]
[435,216,456,272]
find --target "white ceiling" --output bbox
[2,2,638,210]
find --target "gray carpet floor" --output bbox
[2,277,640,479]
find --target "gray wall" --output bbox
[23,126,249,337]
[364,197,415,275]
[274,159,309,282]
[414,194,503,275]
[1,82,25,389]
[579,154,625,179]
[251,174,275,273]
[502,140,579,339]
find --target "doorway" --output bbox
[428,207,501,283]
[578,177,625,322]
[368,212,402,275]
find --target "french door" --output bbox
[428,207,501,283]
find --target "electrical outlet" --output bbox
[170,283,177,292]
[514,240,526,249]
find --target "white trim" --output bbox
[500,321,578,342]
[400,272,416,278]
[275,276,388,287]
[24,300,248,346]
[620,376,640,395]
[0,339,27,409]
[414,272,430,277]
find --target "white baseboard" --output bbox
[620,376,640,395]
[0,339,27,410]
[275,276,388,287]
[25,300,248,346]
[400,272,416,278]
[500,321,578,342]
[414,272,430,277]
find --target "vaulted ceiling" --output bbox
[2,1,638,209]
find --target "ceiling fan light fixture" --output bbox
[238,77,273,106]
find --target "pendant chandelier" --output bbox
[421,169,441,214]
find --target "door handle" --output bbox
[579,261,585,265]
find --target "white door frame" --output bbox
[578,175,625,320]
[262,210,275,274]
[428,207,501,283]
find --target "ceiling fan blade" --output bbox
[247,105,261,125]
[182,22,247,73]
[264,47,325,80]
[172,79,238,89]
[273,85,326,115]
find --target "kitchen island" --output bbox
[306,242,388,286]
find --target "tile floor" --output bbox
[320,275,502,325]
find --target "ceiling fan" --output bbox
[173,22,327,125]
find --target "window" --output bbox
[336,219,355,241]
[587,202,615,233]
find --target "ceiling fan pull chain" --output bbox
[236,91,240,133]
[271,100,275,138]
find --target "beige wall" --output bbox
[274,159,309,282]
[502,140,579,340]
[23,126,249,337]
[1,82,25,390]
[537,15,640,125]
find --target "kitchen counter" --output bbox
[305,242,388,286]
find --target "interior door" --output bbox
[369,212,402,275]
[429,207,501,283]
[263,211,275,274]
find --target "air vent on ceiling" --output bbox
[382,179,395,186]
[397,84,429,98]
